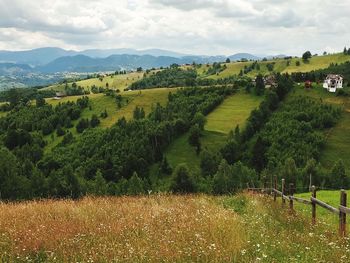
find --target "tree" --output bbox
[251,136,267,172]
[281,158,298,186]
[296,61,301,66]
[200,149,220,177]
[192,112,206,130]
[344,47,348,55]
[100,109,108,119]
[133,106,145,120]
[41,120,54,135]
[8,88,21,108]
[76,118,89,133]
[36,96,46,107]
[302,51,312,61]
[255,74,265,96]
[188,124,201,153]
[0,147,19,198]
[226,58,231,63]
[171,164,196,193]
[56,124,65,137]
[90,114,100,128]
[93,169,108,196]
[64,117,73,128]
[160,156,172,175]
[61,132,74,145]
[213,159,232,194]
[127,172,144,195]
[65,165,83,199]
[30,168,48,198]
[330,160,349,188]
[220,139,239,164]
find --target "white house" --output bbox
[323,74,343,92]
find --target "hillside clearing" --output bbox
[166,92,262,173]
[205,93,262,134]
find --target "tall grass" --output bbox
[0,195,244,262]
[1,193,349,262]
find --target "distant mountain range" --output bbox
[0,47,275,73]
[0,47,286,89]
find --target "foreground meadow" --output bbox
[0,193,350,262]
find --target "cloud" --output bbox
[0,0,349,56]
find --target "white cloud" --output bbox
[0,0,349,55]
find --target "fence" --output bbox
[249,177,349,237]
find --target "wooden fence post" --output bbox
[339,189,347,237]
[289,183,294,211]
[282,179,285,205]
[273,176,277,202]
[312,185,316,225]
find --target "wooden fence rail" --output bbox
[249,178,349,237]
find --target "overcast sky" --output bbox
[0,0,349,56]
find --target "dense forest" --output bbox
[0,86,236,199]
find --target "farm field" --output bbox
[166,92,262,174]
[0,193,348,262]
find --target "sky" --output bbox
[0,0,349,56]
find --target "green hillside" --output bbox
[166,92,262,173]
[44,88,172,151]
[291,84,350,172]
[206,53,350,79]
[43,72,144,92]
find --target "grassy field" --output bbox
[207,53,350,79]
[205,93,262,134]
[0,193,348,262]
[166,92,262,174]
[43,72,144,92]
[294,190,349,227]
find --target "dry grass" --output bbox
[1,193,349,262]
[0,195,244,262]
